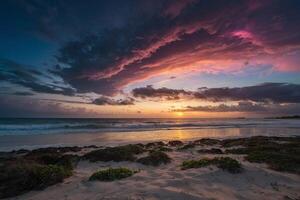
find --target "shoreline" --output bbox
[1,135,299,199]
[1,127,300,152]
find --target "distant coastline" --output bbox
[269,115,300,119]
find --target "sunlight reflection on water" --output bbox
[0,127,299,151]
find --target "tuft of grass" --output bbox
[225,148,250,154]
[246,151,300,174]
[25,152,79,170]
[83,144,145,162]
[181,158,212,170]
[198,148,223,154]
[89,167,137,181]
[0,161,72,198]
[29,164,72,189]
[193,138,220,146]
[222,136,300,174]
[150,146,173,152]
[145,142,172,152]
[214,157,242,173]
[178,143,196,150]
[220,136,297,148]
[137,151,171,166]
[181,157,242,173]
[28,146,82,154]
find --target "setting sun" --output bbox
[175,112,184,117]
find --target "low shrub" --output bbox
[246,151,300,174]
[198,148,223,154]
[29,146,82,154]
[83,144,145,162]
[137,151,171,166]
[178,143,196,150]
[0,161,72,198]
[214,157,242,173]
[222,136,300,174]
[145,142,165,148]
[193,138,220,146]
[181,157,242,173]
[225,148,249,154]
[181,158,212,170]
[150,146,173,152]
[25,152,79,170]
[89,167,137,181]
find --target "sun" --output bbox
[175,112,184,117]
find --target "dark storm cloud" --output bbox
[174,102,267,112]
[92,96,134,106]
[194,83,300,103]
[45,0,300,95]
[173,102,300,114]
[132,83,300,103]
[0,59,76,96]
[132,85,191,100]
[173,102,300,113]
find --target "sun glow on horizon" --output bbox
[175,112,184,117]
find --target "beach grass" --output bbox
[181,157,242,173]
[89,167,138,181]
[223,136,300,174]
[137,151,171,166]
[83,144,145,162]
[198,148,223,154]
[0,161,72,198]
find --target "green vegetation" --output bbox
[246,151,300,174]
[144,142,172,152]
[181,158,212,170]
[221,136,274,148]
[221,136,297,148]
[0,146,80,198]
[225,148,249,154]
[181,157,242,173]
[150,146,173,152]
[223,136,300,174]
[29,146,82,154]
[25,152,79,170]
[215,157,242,173]
[178,143,196,150]
[89,167,138,181]
[137,151,171,166]
[193,138,220,146]
[83,144,145,162]
[198,148,223,154]
[0,160,72,198]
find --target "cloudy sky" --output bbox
[0,0,300,118]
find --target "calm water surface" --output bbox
[0,118,299,151]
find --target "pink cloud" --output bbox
[232,30,263,47]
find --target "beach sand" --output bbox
[7,142,300,200]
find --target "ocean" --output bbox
[0,118,300,151]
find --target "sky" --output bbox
[0,0,300,118]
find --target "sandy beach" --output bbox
[2,136,299,200]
